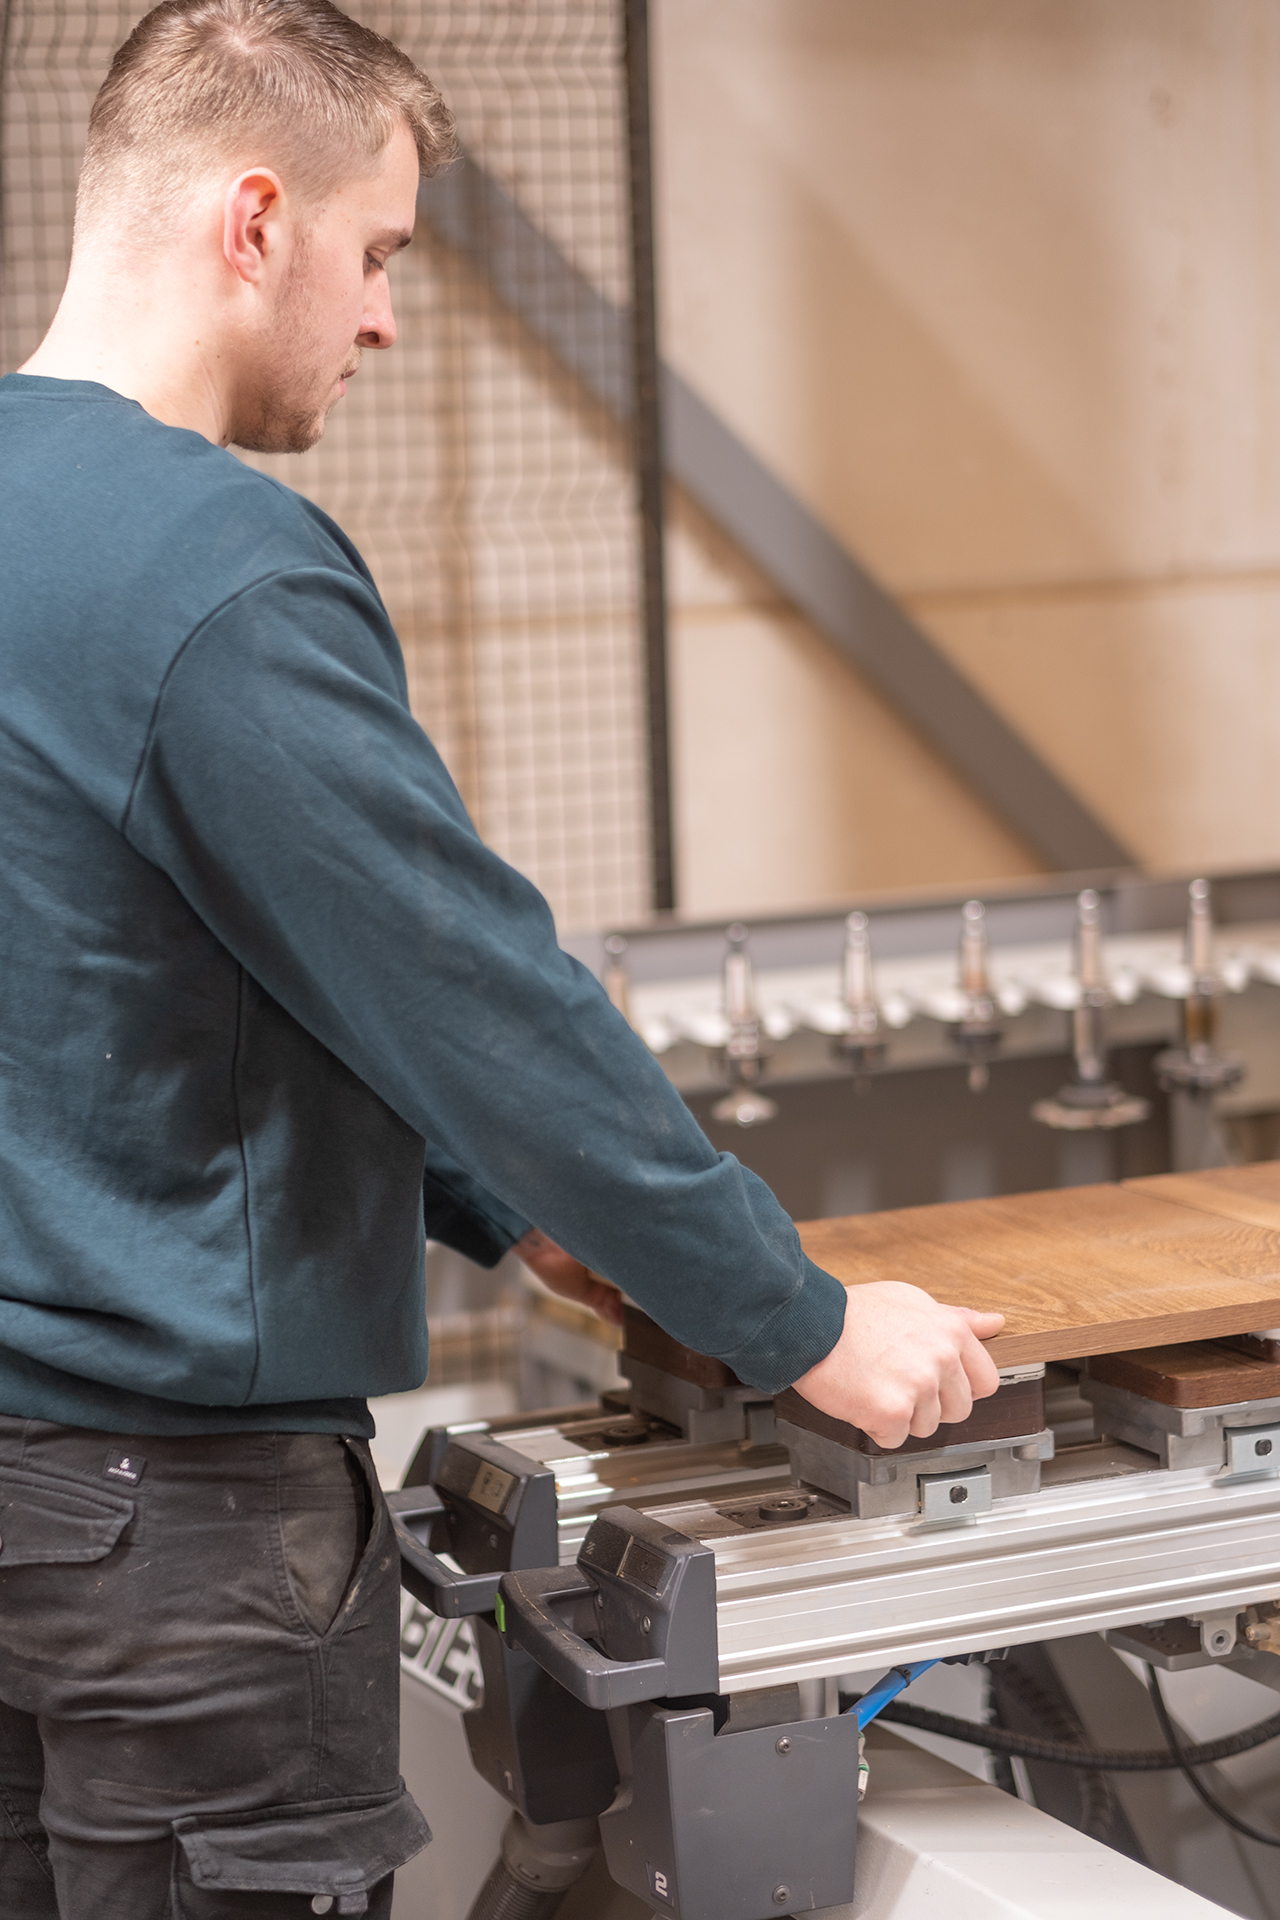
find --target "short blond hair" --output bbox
[76,0,456,241]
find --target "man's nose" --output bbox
[357,283,397,351]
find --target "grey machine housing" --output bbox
[502,1505,860,1920]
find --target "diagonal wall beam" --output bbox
[419,156,1137,876]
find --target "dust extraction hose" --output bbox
[465,1812,598,1920]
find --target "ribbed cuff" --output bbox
[719,1257,848,1394]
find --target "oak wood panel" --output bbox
[797,1180,1280,1366]
[1125,1163,1280,1234]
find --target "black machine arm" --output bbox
[386,1485,507,1619]
[389,1430,560,1619]
[499,1505,718,1708]
[499,1564,669,1710]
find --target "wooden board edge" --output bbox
[980,1298,1280,1368]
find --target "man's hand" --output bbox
[793,1282,1005,1450]
[514,1228,626,1329]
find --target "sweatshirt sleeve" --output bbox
[422,1141,531,1269]
[122,566,846,1391]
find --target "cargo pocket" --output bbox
[0,1465,134,1566]
[171,1780,431,1917]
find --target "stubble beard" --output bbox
[229,250,360,456]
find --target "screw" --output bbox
[949,1484,969,1505]
[775,1736,792,1755]
[489,1533,498,1548]
[1257,1439,1274,1457]
[773,1888,790,1906]
[1209,1628,1231,1654]
[641,1616,652,1633]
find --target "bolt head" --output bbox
[949,1484,969,1505]
[772,1888,790,1906]
[775,1736,792,1755]
[1257,1438,1274,1457]
[641,1615,651,1633]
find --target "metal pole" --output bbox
[624,0,676,912]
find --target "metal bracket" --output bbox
[1079,1376,1280,1472]
[776,1415,1051,1519]
[1224,1423,1280,1479]
[1190,1610,1240,1658]
[918,1466,992,1524]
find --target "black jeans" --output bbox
[0,1417,430,1918]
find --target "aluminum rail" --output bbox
[491,1423,791,1564]
[647,1457,1280,1693]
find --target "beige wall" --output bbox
[654,0,1280,917]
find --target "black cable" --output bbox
[879,1695,1280,1771]
[1146,1665,1280,1850]
[987,1645,1120,1843]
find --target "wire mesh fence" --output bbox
[0,0,652,931]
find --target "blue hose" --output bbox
[848,1659,939,1730]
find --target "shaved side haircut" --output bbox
[76,0,456,244]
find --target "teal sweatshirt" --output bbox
[0,374,845,1436]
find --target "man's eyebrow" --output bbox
[371,228,414,253]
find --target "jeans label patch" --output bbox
[104,1451,145,1485]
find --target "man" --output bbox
[0,1,1003,1912]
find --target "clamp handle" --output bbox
[387,1485,501,1619]
[500,1565,668,1710]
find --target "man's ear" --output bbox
[223,169,285,284]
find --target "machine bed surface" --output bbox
[798,1162,1280,1365]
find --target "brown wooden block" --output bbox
[621,1305,741,1390]
[1085,1341,1280,1409]
[798,1177,1280,1368]
[1221,1332,1280,1364]
[773,1376,1044,1460]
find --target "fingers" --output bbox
[936,1353,975,1427]
[586,1278,626,1327]
[790,1279,1008,1445]
[936,1302,1004,1404]
[960,1335,1001,1399]
[861,1398,913,1451]
[952,1305,1005,1335]
[908,1388,942,1440]
[862,1350,974,1447]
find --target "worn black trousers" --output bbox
[0,1417,430,1919]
